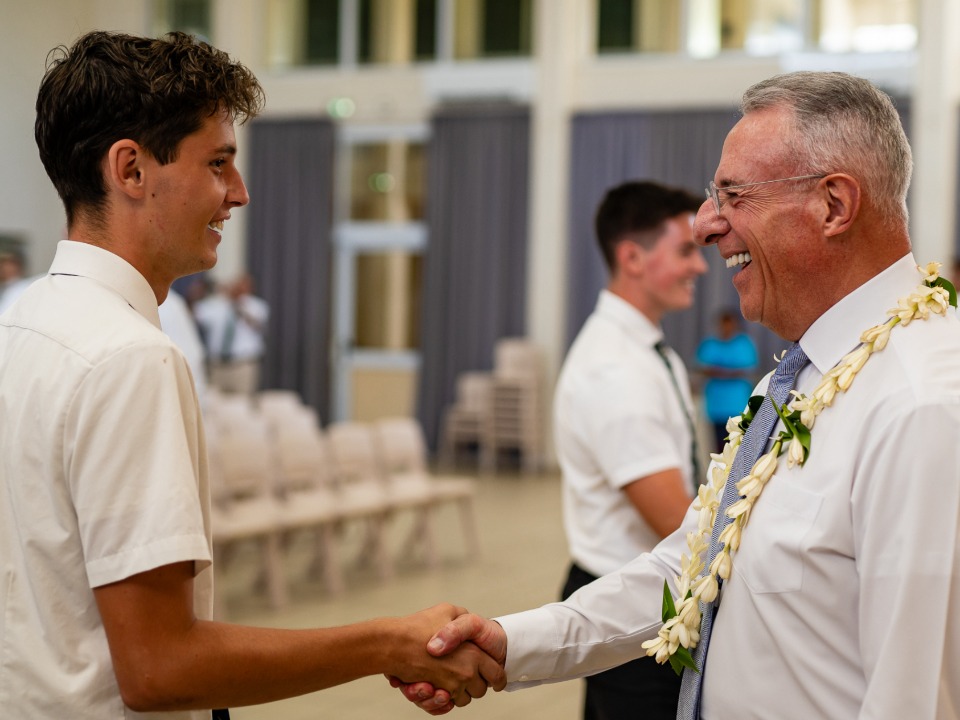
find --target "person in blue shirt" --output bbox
[696,309,758,452]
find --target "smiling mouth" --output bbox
[207,220,224,237]
[726,251,752,270]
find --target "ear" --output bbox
[821,173,860,238]
[614,239,646,277]
[105,139,147,200]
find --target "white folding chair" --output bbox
[206,418,288,615]
[374,416,480,560]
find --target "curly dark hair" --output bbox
[594,180,703,272]
[35,31,265,226]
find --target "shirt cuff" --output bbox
[496,607,561,689]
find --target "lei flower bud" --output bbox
[695,573,719,603]
[752,451,778,482]
[813,378,838,406]
[709,548,732,580]
[921,261,942,283]
[787,436,805,468]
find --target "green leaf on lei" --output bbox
[668,645,699,676]
[660,580,677,623]
[736,395,765,435]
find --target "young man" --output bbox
[400,71,960,719]
[0,31,502,718]
[556,181,705,720]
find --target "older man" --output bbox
[400,71,960,719]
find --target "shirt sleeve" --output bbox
[498,506,695,688]
[579,362,687,489]
[64,341,211,588]
[853,400,960,718]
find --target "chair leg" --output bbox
[312,523,345,597]
[263,532,288,610]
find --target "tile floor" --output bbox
[223,471,583,720]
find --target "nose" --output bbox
[693,197,727,246]
[227,167,250,208]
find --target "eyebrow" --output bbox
[213,144,238,156]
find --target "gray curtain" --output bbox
[247,118,335,420]
[417,104,531,449]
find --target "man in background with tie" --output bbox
[554,180,705,720]
[195,272,269,395]
[396,71,960,719]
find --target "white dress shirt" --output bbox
[0,240,213,719]
[498,253,960,719]
[556,290,695,577]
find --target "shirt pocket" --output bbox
[734,480,823,594]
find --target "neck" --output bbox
[69,216,170,305]
[606,277,662,326]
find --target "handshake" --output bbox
[386,604,508,715]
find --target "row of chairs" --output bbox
[204,390,479,614]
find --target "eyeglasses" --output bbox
[705,174,827,215]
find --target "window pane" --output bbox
[349,141,426,221]
[415,0,438,60]
[454,0,533,59]
[354,252,423,349]
[597,0,680,54]
[357,0,434,65]
[305,0,339,65]
[688,0,803,57]
[152,0,211,39]
[597,0,634,53]
[726,0,804,54]
[817,0,917,52]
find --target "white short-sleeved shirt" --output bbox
[0,241,213,720]
[499,254,960,719]
[556,290,695,576]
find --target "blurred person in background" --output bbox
[555,180,707,720]
[195,272,268,395]
[695,309,758,452]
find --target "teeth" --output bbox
[726,252,752,269]
[208,220,224,234]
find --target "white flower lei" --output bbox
[642,262,958,675]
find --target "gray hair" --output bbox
[741,71,912,227]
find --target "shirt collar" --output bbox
[596,289,663,347]
[799,252,919,375]
[49,240,161,329]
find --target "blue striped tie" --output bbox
[676,343,809,720]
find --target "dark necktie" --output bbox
[654,341,701,493]
[676,342,809,720]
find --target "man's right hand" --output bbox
[389,613,508,715]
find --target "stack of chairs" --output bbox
[438,337,545,474]
[438,372,494,469]
[201,389,479,614]
[485,337,545,473]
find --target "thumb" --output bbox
[426,613,485,656]
[427,614,506,664]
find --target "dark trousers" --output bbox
[561,563,681,720]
